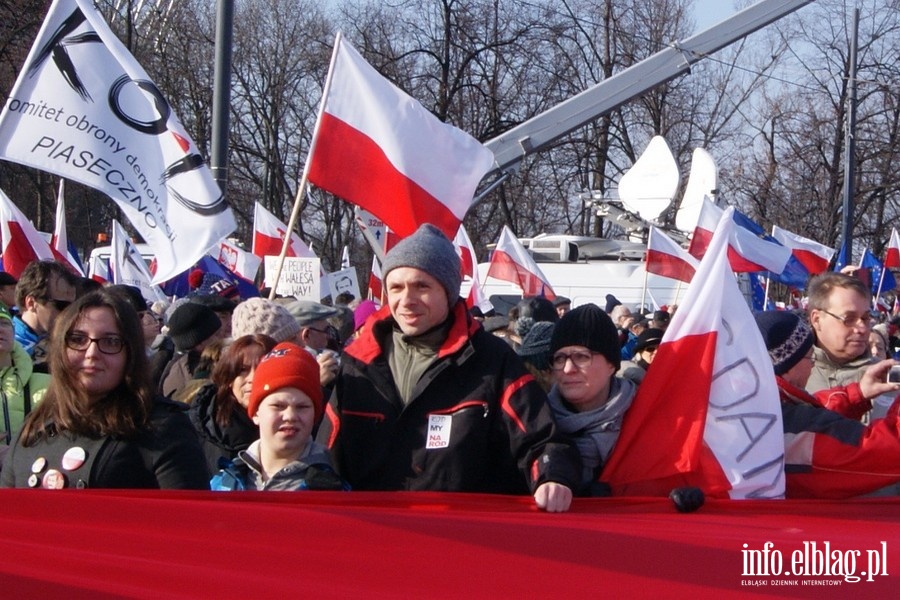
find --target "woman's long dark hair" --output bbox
[20,289,153,445]
[210,334,276,427]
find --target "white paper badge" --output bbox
[425,414,452,449]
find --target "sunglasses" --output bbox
[41,298,72,312]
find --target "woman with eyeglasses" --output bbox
[545,303,638,496]
[0,289,209,489]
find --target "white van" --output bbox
[470,234,686,312]
[86,243,155,280]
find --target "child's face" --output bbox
[252,388,316,458]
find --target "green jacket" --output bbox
[1,343,50,444]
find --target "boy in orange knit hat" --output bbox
[211,342,345,491]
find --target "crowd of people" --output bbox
[0,225,898,508]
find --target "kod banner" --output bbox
[0,0,235,283]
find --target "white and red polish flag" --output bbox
[645,226,697,283]
[771,226,834,275]
[454,225,492,312]
[367,254,383,303]
[0,187,57,277]
[604,207,785,499]
[0,0,235,284]
[211,238,261,283]
[688,198,790,274]
[885,228,900,269]
[252,202,316,260]
[485,226,556,300]
[306,33,495,239]
[51,180,84,275]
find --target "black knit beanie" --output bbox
[381,224,461,303]
[550,303,621,369]
[167,303,222,352]
[754,310,814,375]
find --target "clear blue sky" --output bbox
[692,0,739,32]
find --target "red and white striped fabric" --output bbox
[771,226,834,275]
[485,226,556,300]
[51,180,84,275]
[645,226,697,283]
[252,202,316,259]
[688,198,790,274]
[885,228,900,269]
[307,34,495,238]
[0,187,56,277]
[454,225,492,313]
[604,207,785,499]
[367,254,383,303]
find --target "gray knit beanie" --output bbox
[517,321,556,371]
[381,224,461,302]
[231,297,301,343]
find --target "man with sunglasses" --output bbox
[806,272,877,403]
[12,260,77,370]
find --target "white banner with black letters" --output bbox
[0,0,235,283]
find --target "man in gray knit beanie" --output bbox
[317,222,580,512]
[381,223,462,305]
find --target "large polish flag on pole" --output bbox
[885,228,900,269]
[603,207,785,499]
[771,226,834,276]
[454,225,493,312]
[485,226,556,300]
[307,33,495,239]
[0,188,57,277]
[252,202,316,259]
[645,226,697,283]
[0,0,235,283]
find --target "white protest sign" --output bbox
[264,256,320,299]
[328,267,360,300]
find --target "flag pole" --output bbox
[763,275,771,310]
[268,32,343,300]
[640,254,649,312]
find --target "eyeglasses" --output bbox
[818,309,873,329]
[41,298,71,312]
[306,325,337,339]
[65,332,125,354]
[140,311,163,325]
[551,350,595,371]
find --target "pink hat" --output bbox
[353,300,380,332]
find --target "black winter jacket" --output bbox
[1,397,210,489]
[188,383,258,474]
[317,302,580,494]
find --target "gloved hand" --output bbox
[669,486,704,513]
